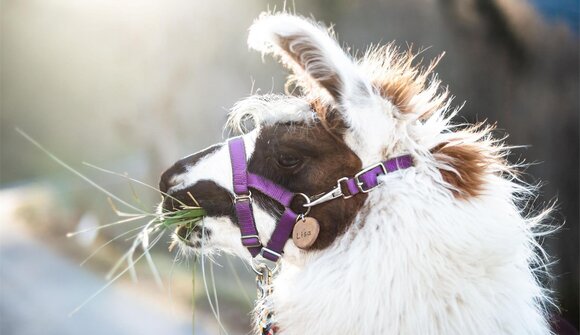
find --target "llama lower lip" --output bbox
[169,224,196,252]
[171,220,209,251]
[176,224,196,247]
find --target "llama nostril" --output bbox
[159,160,189,194]
[159,172,178,194]
[160,172,189,199]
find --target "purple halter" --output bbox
[228,137,413,262]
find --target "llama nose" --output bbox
[159,175,170,194]
[159,166,183,194]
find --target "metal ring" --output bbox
[293,192,311,216]
[251,257,280,275]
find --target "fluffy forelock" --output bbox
[226,94,317,133]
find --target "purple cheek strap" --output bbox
[227,137,413,262]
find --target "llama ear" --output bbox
[248,13,371,106]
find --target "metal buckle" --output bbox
[234,190,252,203]
[337,177,353,199]
[354,163,387,193]
[241,234,262,248]
[251,257,280,276]
[254,262,273,300]
[260,247,282,261]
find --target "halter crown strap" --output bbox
[228,137,413,262]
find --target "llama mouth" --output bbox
[169,221,211,252]
[159,197,207,253]
[175,224,198,248]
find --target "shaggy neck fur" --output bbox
[268,164,549,335]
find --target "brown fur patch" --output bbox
[309,99,353,144]
[309,98,329,121]
[309,99,338,125]
[248,119,367,250]
[359,45,449,119]
[432,124,508,198]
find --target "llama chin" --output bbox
[159,12,553,335]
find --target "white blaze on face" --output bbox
[168,129,259,194]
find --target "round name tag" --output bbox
[292,217,320,249]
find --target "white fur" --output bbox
[269,167,550,335]
[168,13,552,335]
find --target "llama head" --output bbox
[158,13,499,261]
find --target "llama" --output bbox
[158,13,552,334]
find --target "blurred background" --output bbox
[1,0,578,334]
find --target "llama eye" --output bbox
[276,153,301,169]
